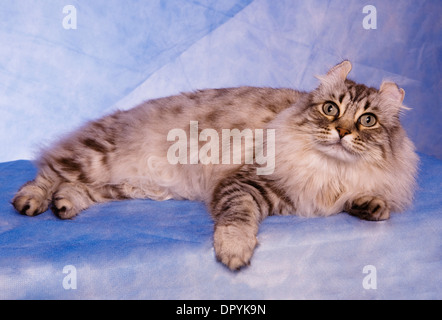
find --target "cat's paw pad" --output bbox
[347,196,390,221]
[12,184,49,216]
[214,225,258,271]
[52,196,78,219]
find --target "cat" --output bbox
[12,61,418,270]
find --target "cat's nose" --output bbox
[336,127,351,139]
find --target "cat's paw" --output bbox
[346,196,390,221]
[12,182,50,216]
[51,182,95,219]
[213,224,258,271]
[52,195,80,219]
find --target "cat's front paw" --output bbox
[213,224,258,271]
[345,196,390,221]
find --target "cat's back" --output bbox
[127,86,303,130]
[116,86,305,154]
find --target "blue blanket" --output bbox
[0,153,441,299]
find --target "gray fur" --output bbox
[12,61,418,270]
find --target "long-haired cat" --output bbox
[12,61,418,270]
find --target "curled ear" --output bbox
[316,60,352,85]
[380,81,405,104]
[326,60,352,81]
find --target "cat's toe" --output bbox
[214,224,258,271]
[12,189,49,216]
[52,196,78,219]
[369,199,390,221]
[12,195,45,216]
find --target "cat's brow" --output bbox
[364,101,371,110]
[339,93,345,104]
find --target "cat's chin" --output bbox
[315,142,358,163]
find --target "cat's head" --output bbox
[303,60,407,164]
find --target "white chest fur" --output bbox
[273,138,382,217]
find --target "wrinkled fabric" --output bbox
[0,0,441,162]
[0,154,441,299]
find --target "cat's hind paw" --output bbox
[12,182,50,216]
[213,224,258,271]
[52,196,79,220]
[51,182,94,219]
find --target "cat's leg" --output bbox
[13,150,113,219]
[51,180,146,219]
[12,155,103,219]
[210,173,273,270]
[212,199,260,271]
[52,180,168,219]
[344,196,390,221]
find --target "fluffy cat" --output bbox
[12,61,418,270]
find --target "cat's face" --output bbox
[303,61,406,164]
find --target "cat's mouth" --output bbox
[316,139,358,162]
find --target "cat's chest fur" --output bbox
[273,135,378,217]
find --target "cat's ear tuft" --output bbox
[380,81,405,104]
[326,60,352,81]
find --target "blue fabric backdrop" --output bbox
[0,0,441,299]
[1,154,441,299]
[0,0,441,161]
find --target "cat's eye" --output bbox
[322,102,339,117]
[358,113,377,127]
